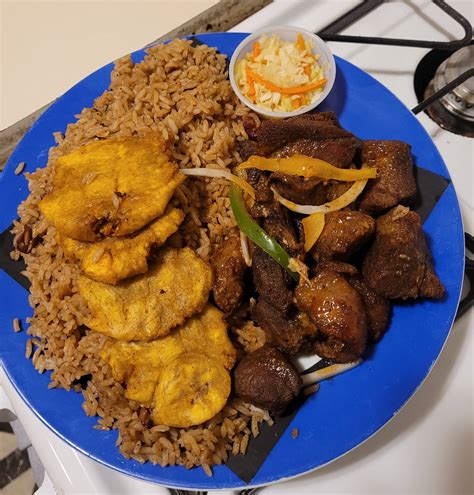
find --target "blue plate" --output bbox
[0,33,464,490]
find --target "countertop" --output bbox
[1,0,217,130]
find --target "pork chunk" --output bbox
[311,210,375,262]
[362,206,444,299]
[234,345,302,413]
[239,112,358,168]
[359,140,417,214]
[251,299,317,356]
[211,232,247,314]
[348,277,390,342]
[314,261,390,342]
[263,211,303,258]
[252,246,293,314]
[295,269,367,363]
[269,173,327,205]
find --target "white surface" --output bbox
[1,1,473,494]
[229,0,364,35]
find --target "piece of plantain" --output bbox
[60,206,184,285]
[39,135,185,242]
[80,247,212,341]
[152,354,230,428]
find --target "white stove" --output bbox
[1,1,473,494]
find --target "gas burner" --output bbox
[414,43,474,137]
[433,45,474,121]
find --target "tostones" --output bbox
[101,304,236,427]
[60,207,184,285]
[79,247,212,341]
[40,135,184,241]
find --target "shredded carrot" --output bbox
[292,98,301,109]
[245,65,256,96]
[253,41,261,60]
[296,33,306,52]
[304,65,312,76]
[246,67,326,95]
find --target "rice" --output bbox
[12,39,270,473]
[233,320,267,353]
[12,318,22,332]
[15,161,26,175]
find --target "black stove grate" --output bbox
[318,0,472,50]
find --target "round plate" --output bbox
[0,33,464,490]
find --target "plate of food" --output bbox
[0,30,464,490]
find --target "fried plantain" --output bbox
[101,304,236,426]
[80,247,212,341]
[60,206,184,285]
[103,337,184,404]
[152,354,230,427]
[40,135,185,242]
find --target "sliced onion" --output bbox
[303,383,320,396]
[288,257,310,284]
[181,168,255,199]
[301,359,362,386]
[271,177,368,215]
[302,212,325,252]
[240,231,252,267]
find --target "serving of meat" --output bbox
[231,112,447,416]
[211,232,247,314]
[362,206,444,299]
[348,277,390,342]
[295,268,367,363]
[269,173,327,205]
[239,112,358,168]
[311,210,375,262]
[359,140,417,214]
[252,299,317,355]
[252,246,293,314]
[234,345,302,414]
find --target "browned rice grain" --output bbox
[12,318,21,332]
[14,162,25,175]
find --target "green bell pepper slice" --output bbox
[229,184,298,281]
